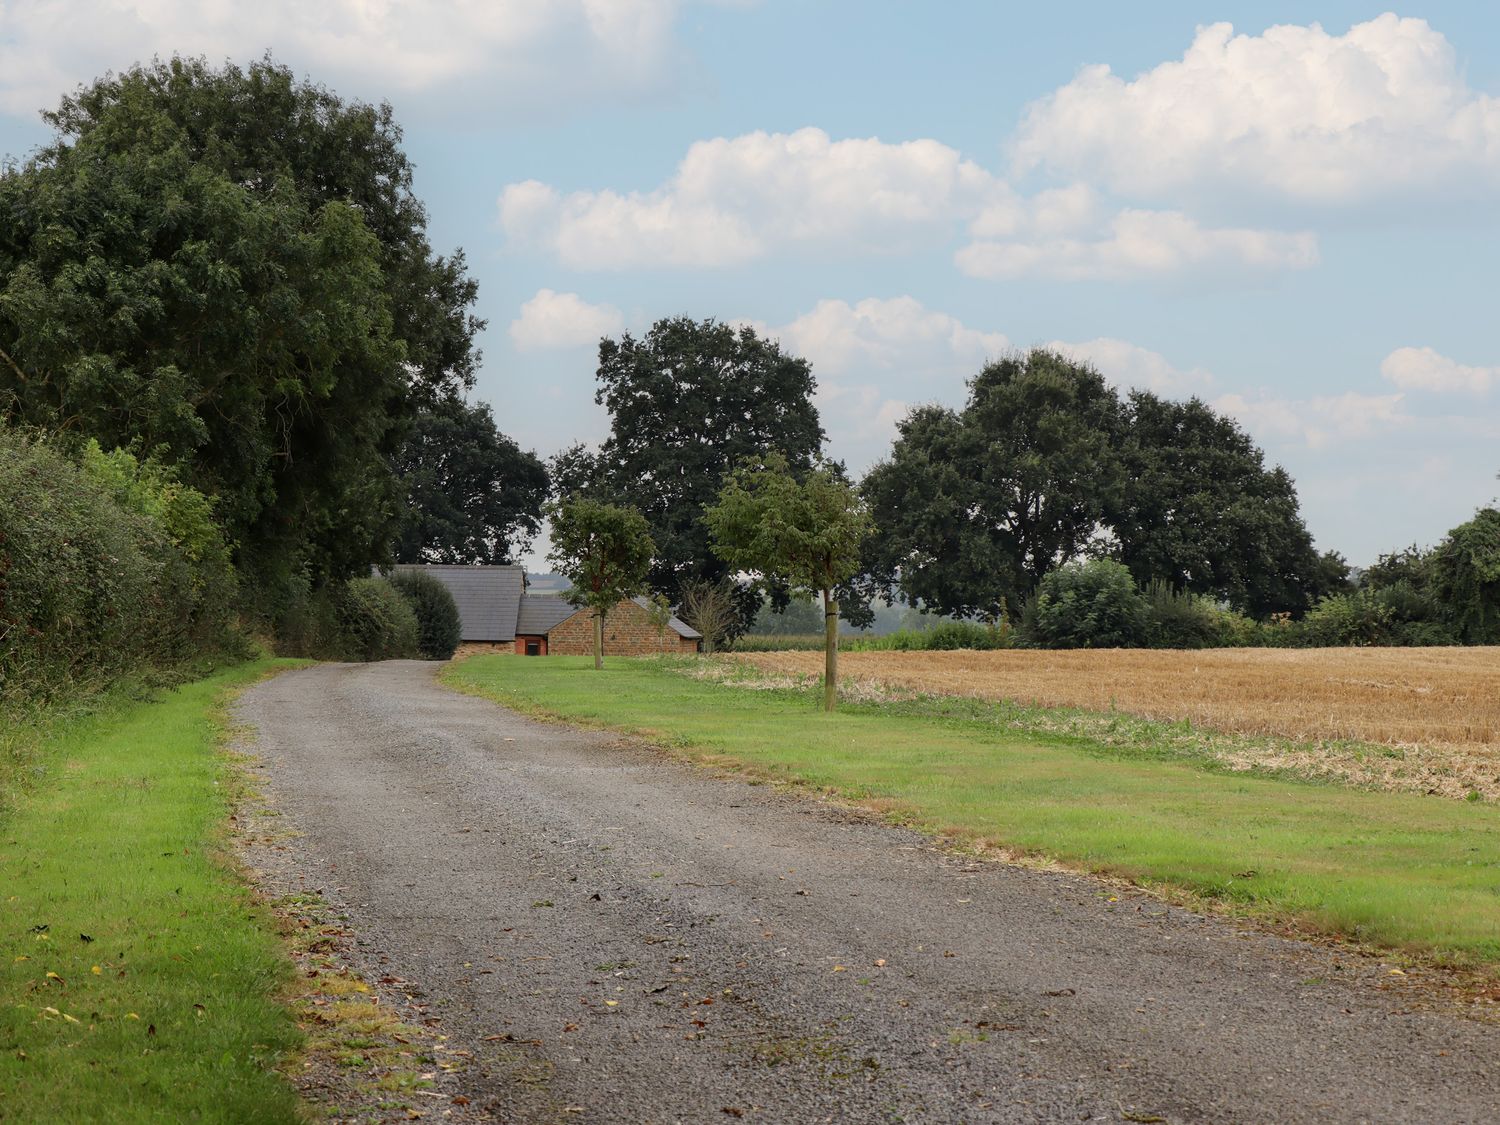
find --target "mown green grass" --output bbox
[0,659,305,1122]
[447,655,1500,968]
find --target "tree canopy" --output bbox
[0,56,482,588]
[1110,391,1332,617]
[394,398,548,565]
[863,349,1122,622]
[554,317,825,627]
[863,349,1334,622]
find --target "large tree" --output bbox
[1109,391,1332,617]
[556,317,826,626]
[863,349,1123,622]
[393,399,548,564]
[0,56,481,586]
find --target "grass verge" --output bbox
[0,659,305,1121]
[445,654,1500,971]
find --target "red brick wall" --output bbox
[547,600,699,656]
[514,635,548,655]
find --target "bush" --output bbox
[1299,591,1395,647]
[335,578,420,662]
[1142,582,1223,649]
[389,570,462,660]
[1028,559,1150,649]
[0,429,234,707]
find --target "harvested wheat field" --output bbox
[734,647,1500,800]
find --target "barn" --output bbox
[382,565,701,655]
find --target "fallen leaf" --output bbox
[873,959,886,968]
[1044,988,1076,998]
[722,1109,744,1118]
[451,1096,470,1106]
[125,1013,140,1020]
[604,1000,618,1007]
[91,966,102,976]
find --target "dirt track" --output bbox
[237,661,1499,1123]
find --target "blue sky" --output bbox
[3,2,1497,566]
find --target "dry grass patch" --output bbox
[736,647,1500,801]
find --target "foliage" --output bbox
[0,428,235,707]
[394,398,548,565]
[863,349,1123,623]
[0,661,303,1117]
[1111,392,1333,617]
[334,579,421,662]
[388,570,462,660]
[555,317,826,634]
[546,496,655,667]
[747,596,824,636]
[1428,508,1500,644]
[0,56,480,588]
[1027,559,1151,649]
[677,578,741,656]
[708,453,873,708]
[1143,582,1232,650]
[1299,590,1397,648]
[275,576,419,662]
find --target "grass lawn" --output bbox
[447,654,1500,969]
[0,660,305,1122]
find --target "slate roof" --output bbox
[515,593,580,635]
[630,595,702,640]
[385,564,524,642]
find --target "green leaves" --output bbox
[707,452,871,598]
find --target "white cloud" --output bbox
[501,130,1314,280]
[1215,390,1409,450]
[1043,337,1214,397]
[509,288,623,351]
[1381,346,1499,395]
[0,0,691,118]
[957,208,1318,281]
[499,127,1003,269]
[773,297,1009,378]
[1014,14,1500,204]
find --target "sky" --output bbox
[2,2,1497,567]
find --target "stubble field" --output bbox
[735,646,1500,799]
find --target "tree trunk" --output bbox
[822,587,838,713]
[593,609,604,670]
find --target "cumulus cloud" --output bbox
[499,127,1002,269]
[1381,346,1498,395]
[1014,14,1500,203]
[500,130,1314,280]
[1215,390,1409,450]
[772,297,1010,378]
[509,288,624,351]
[0,0,691,117]
[958,208,1318,281]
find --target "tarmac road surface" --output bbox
[236,660,1498,1123]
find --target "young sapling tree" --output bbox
[707,453,873,711]
[546,496,655,669]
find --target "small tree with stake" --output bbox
[707,454,873,711]
[547,496,655,669]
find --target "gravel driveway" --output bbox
[236,660,1498,1124]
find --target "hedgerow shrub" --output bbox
[389,570,462,659]
[0,429,234,707]
[274,576,420,661]
[1028,559,1151,649]
[335,578,420,661]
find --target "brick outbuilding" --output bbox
[518,595,702,656]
